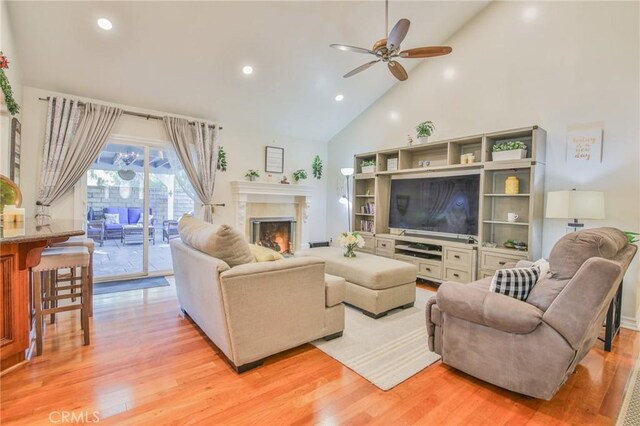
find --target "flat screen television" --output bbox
[388,174,480,237]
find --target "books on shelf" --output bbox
[359,219,374,233]
[360,202,376,215]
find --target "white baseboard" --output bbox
[621,313,640,331]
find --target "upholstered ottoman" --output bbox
[296,247,417,318]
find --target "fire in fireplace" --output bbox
[250,217,296,254]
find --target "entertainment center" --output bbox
[353,125,546,283]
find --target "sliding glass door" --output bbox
[84,141,195,282]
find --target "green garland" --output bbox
[312,155,323,179]
[217,146,228,172]
[0,69,19,116]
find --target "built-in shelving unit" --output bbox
[351,125,546,280]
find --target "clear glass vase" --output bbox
[344,245,356,258]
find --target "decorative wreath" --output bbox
[0,52,20,116]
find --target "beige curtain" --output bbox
[163,117,219,223]
[36,97,122,218]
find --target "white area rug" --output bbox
[312,288,440,391]
[617,355,640,426]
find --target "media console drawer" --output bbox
[444,267,470,283]
[480,251,528,271]
[418,262,442,280]
[444,248,472,268]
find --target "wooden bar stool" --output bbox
[32,246,91,356]
[49,237,95,316]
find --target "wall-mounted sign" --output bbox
[566,123,603,164]
[265,146,284,174]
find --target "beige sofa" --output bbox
[171,239,345,373]
[426,227,637,400]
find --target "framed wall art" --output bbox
[10,117,21,185]
[265,146,284,174]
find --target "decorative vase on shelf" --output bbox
[417,136,428,144]
[505,176,520,194]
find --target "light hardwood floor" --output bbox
[1,281,639,425]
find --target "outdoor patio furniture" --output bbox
[86,219,104,247]
[122,224,156,245]
[163,220,179,243]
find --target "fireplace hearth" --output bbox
[250,217,296,254]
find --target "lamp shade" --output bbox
[545,190,605,219]
[340,167,354,176]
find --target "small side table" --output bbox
[601,280,623,351]
[121,224,155,245]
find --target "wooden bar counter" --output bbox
[0,219,84,373]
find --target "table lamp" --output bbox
[545,189,605,232]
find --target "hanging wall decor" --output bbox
[312,155,323,179]
[566,123,603,164]
[10,118,21,184]
[265,146,284,174]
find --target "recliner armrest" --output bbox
[437,281,543,334]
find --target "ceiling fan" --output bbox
[330,0,452,81]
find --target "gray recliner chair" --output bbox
[426,227,637,400]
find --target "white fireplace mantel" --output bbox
[230,181,313,250]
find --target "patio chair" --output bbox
[163,220,179,242]
[87,219,104,247]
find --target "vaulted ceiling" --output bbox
[8,1,489,141]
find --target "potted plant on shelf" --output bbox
[361,159,376,174]
[245,169,260,181]
[415,121,435,143]
[292,169,308,183]
[492,141,528,161]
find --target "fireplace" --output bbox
[250,217,297,254]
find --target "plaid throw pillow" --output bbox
[490,266,541,300]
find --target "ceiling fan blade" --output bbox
[343,60,381,78]
[386,19,410,51]
[399,46,453,58]
[388,60,408,81]
[330,44,374,55]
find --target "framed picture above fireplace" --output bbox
[265,146,284,174]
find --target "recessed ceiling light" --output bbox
[389,111,400,122]
[242,65,253,75]
[335,94,344,102]
[97,18,113,31]
[522,7,538,21]
[443,67,456,80]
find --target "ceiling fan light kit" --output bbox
[330,1,452,81]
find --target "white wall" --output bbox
[19,86,328,243]
[326,1,640,320]
[0,0,23,175]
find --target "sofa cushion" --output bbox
[490,266,540,301]
[178,215,254,268]
[104,207,128,224]
[325,274,346,307]
[549,227,628,280]
[249,244,283,262]
[128,208,142,225]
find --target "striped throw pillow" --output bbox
[490,266,541,300]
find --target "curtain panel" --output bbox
[163,117,220,223]
[36,97,122,219]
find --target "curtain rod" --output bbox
[38,97,222,130]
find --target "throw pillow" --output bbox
[490,266,541,301]
[178,215,254,268]
[250,244,283,262]
[104,213,120,225]
[532,258,550,278]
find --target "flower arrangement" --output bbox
[292,169,308,182]
[415,121,435,138]
[338,231,365,258]
[245,169,260,181]
[0,51,20,116]
[492,141,527,152]
[361,159,376,167]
